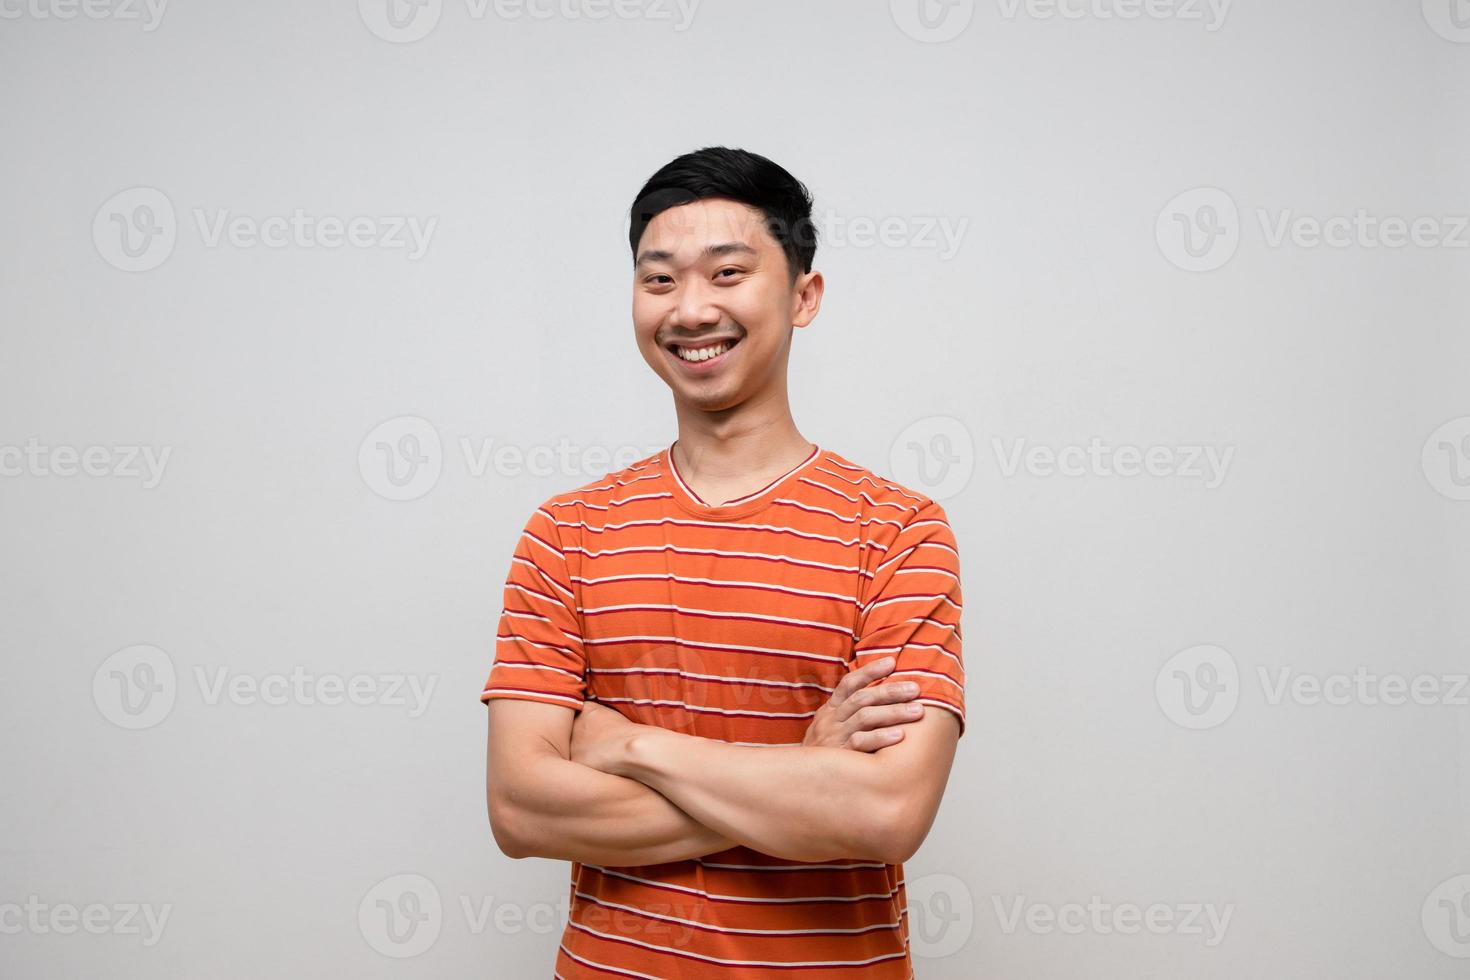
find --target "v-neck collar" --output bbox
[662,442,824,520]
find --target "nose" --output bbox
[667,276,722,333]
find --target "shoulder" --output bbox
[816,449,947,524]
[814,450,960,588]
[530,448,668,524]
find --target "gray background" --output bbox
[2,0,1468,977]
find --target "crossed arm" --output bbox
[485,683,960,867]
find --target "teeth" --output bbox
[674,340,733,362]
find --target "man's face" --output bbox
[632,197,818,414]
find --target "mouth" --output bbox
[665,336,741,369]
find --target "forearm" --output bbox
[498,751,739,866]
[614,730,896,864]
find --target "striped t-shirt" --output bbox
[481,443,965,979]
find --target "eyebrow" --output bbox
[635,241,758,269]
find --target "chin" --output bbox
[674,383,743,413]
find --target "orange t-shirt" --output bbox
[481,444,965,979]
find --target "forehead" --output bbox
[638,198,778,258]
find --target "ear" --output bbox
[791,270,825,330]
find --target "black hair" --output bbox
[628,146,816,284]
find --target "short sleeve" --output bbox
[480,505,588,711]
[853,499,966,737]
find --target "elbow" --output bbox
[487,793,531,860]
[865,797,929,866]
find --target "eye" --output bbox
[645,274,673,286]
[716,267,743,279]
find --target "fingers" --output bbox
[847,726,906,753]
[831,655,898,705]
[818,656,927,753]
[832,677,922,725]
[851,702,925,732]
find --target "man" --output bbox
[482,146,965,978]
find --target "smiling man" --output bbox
[482,147,966,979]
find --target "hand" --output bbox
[570,699,645,775]
[802,656,925,752]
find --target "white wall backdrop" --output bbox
[2,1,1468,977]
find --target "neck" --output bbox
[670,386,811,481]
